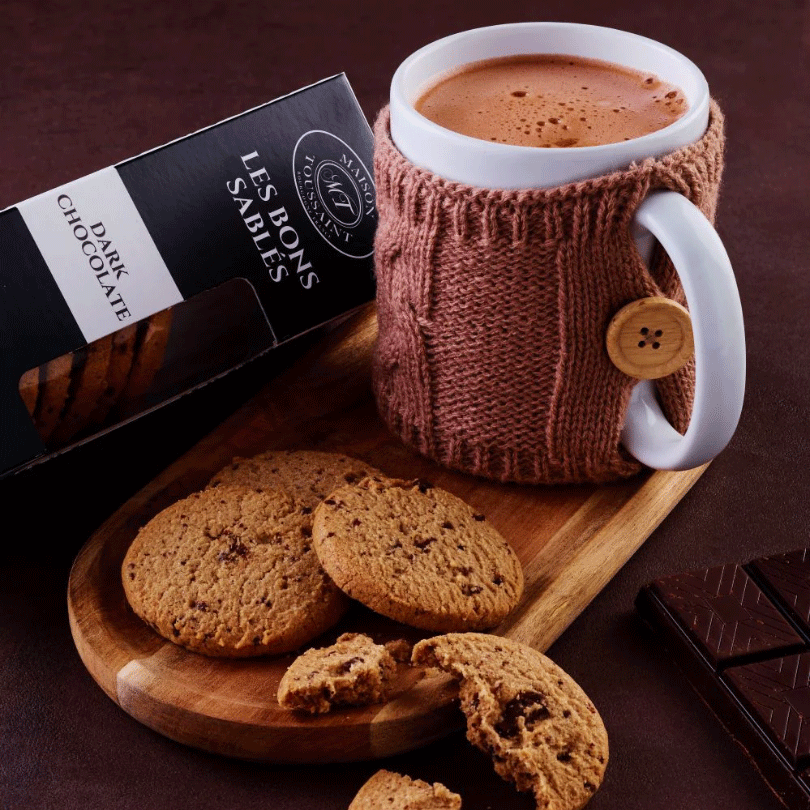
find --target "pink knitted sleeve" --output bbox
[371,103,725,484]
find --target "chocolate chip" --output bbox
[324,499,336,506]
[217,538,250,563]
[414,536,436,549]
[337,656,363,674]
[557,751,572,762]
[300,506,312,515]
[416,479,434,493]
[461,583,483,596]
[473,514,486,521]
[442,521,455,530]
[494,691,550,739]
[351,518,362,527]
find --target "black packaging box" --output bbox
[0,75,377,477]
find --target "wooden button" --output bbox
[606,297,694,379]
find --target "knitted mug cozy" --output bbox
[371,103,725,485]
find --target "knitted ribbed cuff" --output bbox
[372,102,725,484]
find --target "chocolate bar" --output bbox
[636,548,810,809]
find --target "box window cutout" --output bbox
[18,278,273,451]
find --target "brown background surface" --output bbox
[1,1,807,808]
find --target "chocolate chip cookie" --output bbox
[122,485,348,657]
[412,633,608,810]
[312,477,524,632]
[209,449,385,510]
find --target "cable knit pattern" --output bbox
[372,103,725,484]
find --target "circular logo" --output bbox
[293,130,377,259]
[314,160,363,228]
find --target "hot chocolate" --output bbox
[414,54,688,148]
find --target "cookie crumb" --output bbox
[348,769,461,809]
[384,638,413,663]
[277,633,398,714]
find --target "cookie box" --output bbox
[0,74,377,478]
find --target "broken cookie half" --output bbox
[412,633,608,810]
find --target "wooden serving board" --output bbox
[68,305,707,763]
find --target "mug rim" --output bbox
[391,22,710,158]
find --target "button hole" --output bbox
[654,329,663,337]
[640,327,649,335]
[652,342,661,349]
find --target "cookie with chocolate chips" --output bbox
[349,769,461,810]
[277,632,398,714]
[208,449,385,510]
[312,477,524,632]
[412,633,608,810]
[121,485,348,657]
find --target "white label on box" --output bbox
[17,167,183,343]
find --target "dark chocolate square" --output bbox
[726,652,810,768]
[752,549,810,635]
[650,563,803,667]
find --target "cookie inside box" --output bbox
[18,278,272,453]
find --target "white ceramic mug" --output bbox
[389,22,745,471]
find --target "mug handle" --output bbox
[620,190,746,470]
